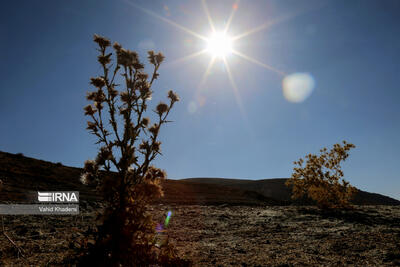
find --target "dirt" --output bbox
[1,204,399,266]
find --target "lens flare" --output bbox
[282,73,315,103]
[165,210,172,227]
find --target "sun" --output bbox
[127,0,288,117]
[206,32,233,58]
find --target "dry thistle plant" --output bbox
[285,141,357,210]
[77,34,190,266]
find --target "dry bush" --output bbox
[285,141,357,210]
[74,34,190,266]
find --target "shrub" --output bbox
[76,34,190,266]
[285,141,357,210]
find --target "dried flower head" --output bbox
[149,124,159,135]
[167,90,180,102]
[86,121,97,132]
[84,104,96,116]
[144,166,167,181]
[141,117,150,127]
[96,147,113,166]
[93,34,111,49]
[120,91,130,103]
[80,173,89,185]
[156,102,169,115]
[117,48,138,67]
[107,87,118,99]
[98,53,112,65]
[90,77,106,88]
[137,73,148,80]
[113,42,122,51]
[94,90,106,102]
[155,52,165,64]
[139,140,149,150]
[86,91,97,101]
[147,50,156,65]
[153,141,161,152]
[133,62,144,70]
[83,160,99,174]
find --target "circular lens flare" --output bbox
[282,73,315,103]
[206,32,233,58]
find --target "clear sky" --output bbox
[1,0,399,200]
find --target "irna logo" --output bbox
[37,191,79,203]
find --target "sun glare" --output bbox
[127,0,292,119]
[206,32,233,58]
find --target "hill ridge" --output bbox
[0,151,399,205]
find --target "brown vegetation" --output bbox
[76,34,189,266]
[286,141,357,210]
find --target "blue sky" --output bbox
[1,0,399,200]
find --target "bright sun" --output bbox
[206,32,233,58]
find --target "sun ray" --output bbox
[123,0,208,41]
[232,49,286,76]
[201,0,216,33]
[223,57,247,120]
[232,13,292,41]
[164,49,208,68]
[232,3,327,41]
[199,56,216,88]
[224,0,240,34]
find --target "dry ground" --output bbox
[0,204,399,266]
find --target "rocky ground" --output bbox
[1,204,399,266]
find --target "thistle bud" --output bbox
[147,50,156,65]
[141,117,150,127]
[96,147,113,166]
[93,34,111,49]
[167,90,180,102]
[86,91,97,101]
[107,87,118,99]
[120,91,130,103]
[152,141,161,152]
[144,166,166,181]
[156,102,169,115]
[95,90,106,102]
[84,104,96,116]
[149,124,159,135]
[90,77,106,88]
[113,42,122,51]
[137,73,148,80]
[139,83,150,95]
[155,52,165,64]
[133,62,144,70]
[83,159,98,174]
[139,141,149,150]
[98,53,112,65]
[80,173,89,185]
[86,121,97,132]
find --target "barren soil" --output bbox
[1,204,399,266]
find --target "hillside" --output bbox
[0,151,399,206]
[183,178,400,205]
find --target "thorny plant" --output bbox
[77,34,190,266]
[286,141,357,210]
